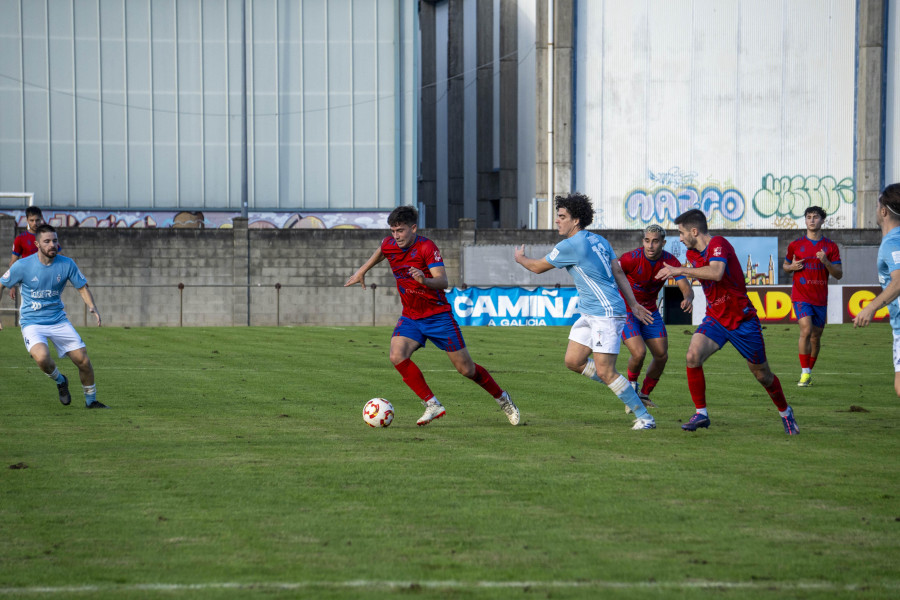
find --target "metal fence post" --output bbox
[275,283,281,327]
[371,283,377,326]
[178,283,184,326]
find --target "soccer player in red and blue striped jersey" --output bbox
[783,206,842,387]
[618,225,694,410]
[656,209,798,435]
[345,206,519,426]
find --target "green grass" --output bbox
[1,324,899,599]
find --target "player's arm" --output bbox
[612,260,653,325]
[783,256,803,273]
[409,264,449,290]
[817,249,843,280]
[853,269,900,328]
[676,277,694,312]
[345,247,386,290]
[514,245,555,274]
[656,260,725,283]
[77,285,101,327]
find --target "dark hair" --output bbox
[674,209,708,234]
[388,205,418,227]
[804,205,826,219]
[881,184,900,219]
[555,192,594,229]
[25,206,43,218]
[34,223,56,237]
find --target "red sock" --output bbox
[471,364,503,398]
[627,370,640,383]
[808,356,817,370]
[799,354,810,369]
[640,377,659,395]
[764,375,789,411]
[394,359,434,401]
[686,366,706,409]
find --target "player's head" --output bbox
[878,184,900,228]
[804,206,826,230]
[642,224,666,261]
[34,223,59,259]
[673,209,708,250]
[24,206,44,232]
[555,192,594,236]
[387,205,419,248]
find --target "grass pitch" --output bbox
[1,324,899,599]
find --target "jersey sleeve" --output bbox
[423,239,445,268]
[0,261,23,288]
[827,241,841,264]
[883,239,900,273]
[707,237,730,264]
[67,259,88,289]
[784,239,797,264]
[545,238,575,268]
[618,250,635,274]
[11,235,23,257]
[662,252,686,280]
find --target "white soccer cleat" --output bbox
[417,400,446,426]
[632,417,656,430]
[498,391,520,426]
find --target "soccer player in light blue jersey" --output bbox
[515,192,657,430]
[853,183,900,396]
[0,224,105,408]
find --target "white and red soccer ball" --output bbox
[363,398,394,428]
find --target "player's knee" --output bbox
[685,351,702,368]
[564,357,585,373]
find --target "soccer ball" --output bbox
[363,398,394,428]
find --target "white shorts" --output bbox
[22,322,85,358]
[568,314,625,355]
[893,333,900,372]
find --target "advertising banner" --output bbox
[842,287,890,324]
[447,287,580,327]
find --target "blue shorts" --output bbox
[621,310,667,341]
[793,302,826,329]
[392,312,466,352]
[696,315,768,364]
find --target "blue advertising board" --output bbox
[447,287,581,326]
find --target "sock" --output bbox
[83,384,97,405]
[764,375,789,412]
[471,363,504,399]
[809,356,817,370]
[627,369,639,383]
[640,377,659,396]
[801,367,811,375]
[46,367,66,385]
[686,366,707,409]
[799,354,810,369]
[394,359,434,401]
[609,375,649,419]
[581,359,604,383]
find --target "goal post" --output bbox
[0,192,35,207]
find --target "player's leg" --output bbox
[621,312,646,389]
[22,325,70,406]
[637,311,668,403]
[50,322,106,408]
[730,317,796,434]
[446,345,519,425]
[794,303,816,386]
[681,322,722,431]
[569,315,654,428]
[805,304,827,378]
[390,333,444,426]
[891,333,900,397]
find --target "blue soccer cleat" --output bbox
[681,413,711,431]
[781,406,799,435]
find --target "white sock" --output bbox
[696,408,709,416]
[581,359,603,383]
[802,368,811,374]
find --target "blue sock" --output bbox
[47,367,66,385]
[609,375,650,419]
[83,384,97,406]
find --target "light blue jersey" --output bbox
[545,230,626,318]
[0,254,87,327]
[877,225,900,334]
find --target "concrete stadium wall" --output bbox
[0,215,882,328]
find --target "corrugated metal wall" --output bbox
[575,0,857,229]
[0,0,416,211]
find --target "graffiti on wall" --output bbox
[751,175,855,218]
[623,169,855,228]
[0,210,391,230]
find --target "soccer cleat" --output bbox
[631,417,656,430]
[57,375,71,406]
[498,391,520,426]
[781,406,799,435]
[416,400,446,426]
[797,373,812,387]
[85,401,109,409]
[681,413,711,431]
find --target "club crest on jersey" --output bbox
[57,274,61,283]
[713,247,723,257]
